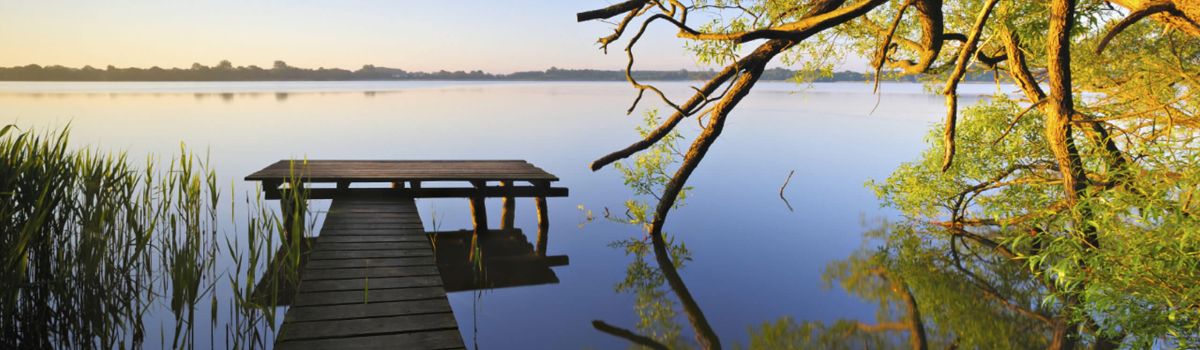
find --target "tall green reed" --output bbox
[1,126,155,348]
[0,125,309,349]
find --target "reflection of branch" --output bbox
[591,320,670,350]
[872,270,928,350]
[855,321,910,332]
[949,236,1055,325]
[650,226,722,349]
[779,170,795,212]
[582,3,893,347]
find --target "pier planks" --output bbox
[274,195,465,350]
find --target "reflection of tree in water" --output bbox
[577,1,1200,347]
[588,113,1062,349]
[602,236,693,349]
[768,223,1053,349]
[585,110,715,349]
[597,214,1062,349]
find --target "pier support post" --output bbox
[500,181,515,230]
[470,197,488,233]
[535,196,548,256]
[470,181,488,234]
[532,180,550,255]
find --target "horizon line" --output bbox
[2,62,760,74]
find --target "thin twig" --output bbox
[992,98,1047,145]
[779,170,795,212]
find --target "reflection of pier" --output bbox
[429,229,568,292]
[245,160,568,349]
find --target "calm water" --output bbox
[2,80,1006,348]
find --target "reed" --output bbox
[0,125,308,349]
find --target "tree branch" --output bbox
[589,62,740,171]
[992,99,1048,146]
[577,0,649,22]
[872,0,915,93]
[890,0,953,74]
[1046,0,1088,205]
[938,0,1001,171]
[1107,0,1200,39]
[949,236,1056,325]
[1096,2,1175,54]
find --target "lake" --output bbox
[2,80,1007,348]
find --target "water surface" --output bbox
[2,80,1007,348]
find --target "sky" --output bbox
[0,1,717,73]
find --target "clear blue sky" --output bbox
[0,0,707,73]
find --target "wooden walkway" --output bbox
[274,195,464,350]
[247,160,570,350]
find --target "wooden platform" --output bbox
[246,160,560,183]
[247,159,570,349]
[274,196,465,350]
[245,160,568,201]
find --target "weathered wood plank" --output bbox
[331,199,420,205]
[316,235,427,243]
[327,210,419,216]
[317,231,428,238]
[323,217,425,224]
[297,275,443,293]
[275,330,465,350]
[325,210,419,216]
[245,160,560,182]
[268,186,568,200]
[302,266,441,281]
[304,257,437,269]
[292,287,448,306]
[307,249,433,260]
[319,224,427,231]
[275,195,464,349]
[312,242,430,251]
[283,299,453,323]
[276,313,459,341]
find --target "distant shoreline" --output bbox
[0,62,999,83]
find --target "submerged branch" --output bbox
[780,170,795,212]
[591,320,670,350]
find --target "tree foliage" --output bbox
[580,0,1200,348]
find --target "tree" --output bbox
[579,1,1200,348]
[588,130,1061,348]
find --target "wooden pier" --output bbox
[245,160,568,350]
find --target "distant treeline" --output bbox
[0,60,1000,82]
